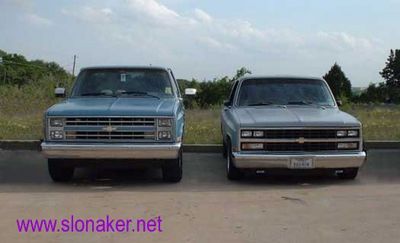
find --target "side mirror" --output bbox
[55,87,66,98]
[184,88,197,96]
[336,99,343,107]
[223,100,231,107]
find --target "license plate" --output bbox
[290,158,314,169]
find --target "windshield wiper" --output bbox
[287,100,314,105]
[118,91,160,99]
[247,102,275,106]
[80,92,113,97]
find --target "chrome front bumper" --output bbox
[41,142,181,159]
[232,151,367,169]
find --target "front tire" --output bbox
[48,159,75,182]
[226,141,243,180]
[337,168,359,180]
[162,149,183,183]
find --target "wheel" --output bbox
[222,139,227,158]
[226,141,243,180]
[337,168,359,180]
[48,159,74,182]
[162,149,183,183]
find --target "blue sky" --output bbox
[0,0,399,86]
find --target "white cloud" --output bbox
[62,7,113,24]
[24,13,53,26]
[194,8,212,23]
[61,0,384,84]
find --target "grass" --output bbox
[0,84,399,143]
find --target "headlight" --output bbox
[158,118,172,127]
[337,142,358,150]
[50,118,64,127]
[347,130,359,137]
[158,131,171,140]
[241,143,264,150]
[50,130,64,140]
[253,131,264,138]
[336,130,347,137]
[241,131,253,138]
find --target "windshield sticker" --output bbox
[165,87,172,94]
[120,73,126,82]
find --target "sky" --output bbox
[0,0,399,86]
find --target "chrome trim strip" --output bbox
[232,151,367,169]
[240,138,360,143]
[41,142,181,159]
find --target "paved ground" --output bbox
[0,150,399,242]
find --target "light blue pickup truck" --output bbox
[221,76,366,180]
[41,66,195,183]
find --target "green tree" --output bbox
[230,67,252,82]
[323,63,352,99]
[380,49,400,103]
[380,49,400,88]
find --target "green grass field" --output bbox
[0,84,399,143]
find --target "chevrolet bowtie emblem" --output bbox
[297,137,305,144]
[102,126,117,132]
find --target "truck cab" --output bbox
[221,76,366,180]
[42,66,195,183]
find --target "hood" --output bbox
[234,107,361,127]
[47,97,177,117]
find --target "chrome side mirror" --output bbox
[184,88,197,96]
[336,99,343,107]
[55,87,66,98]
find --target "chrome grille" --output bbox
[65,117,155,126]
[64,117,157,141]
[240,128,361,152]
[262,129,338,139]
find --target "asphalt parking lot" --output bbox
[0,149,400,242]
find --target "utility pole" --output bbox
[72,55,77,76]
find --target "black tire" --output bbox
[48,159,74,182]
[162,149,183,183]
[337,168,359,180]
[226,141,243,180]
[222,139,228,159]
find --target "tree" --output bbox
[380,49,400,88]
[323,63,352,99]
[230,67,252,82]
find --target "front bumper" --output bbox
[232,151,366,169]
[41,142,181,159]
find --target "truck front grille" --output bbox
[63,117,157,142]
[240,128,361,152]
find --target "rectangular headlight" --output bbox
[241,131,253,138]
[242,143,264,150]
[50,130,64,140]
[337,142,358,149]
[158,131,171,140]
[158,118,172,127]
[50,118,64,127]
[253,131,264,138]
[347,130,359,137]
[336,130,347,137]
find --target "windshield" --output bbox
[237,78,336,107]
[71,68,174,98]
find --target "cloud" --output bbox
[24,13,53,26]
[62,6,113,24]
[194,9,212,23]
[61,0,383,84]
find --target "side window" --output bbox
[228,81,239,105]
[169,70,181,98]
